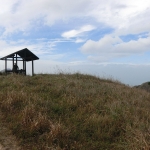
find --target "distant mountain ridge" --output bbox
[134,81,150,92]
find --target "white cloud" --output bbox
[0,0,18,13]
[0,39,56,58]
[0,0,93,35]
[81,36,122,54]
[89,0,150,34]
[0,0,149,36]
[75,38,86,43]
[80,35,150,62]
[61,25,96,39]
[115,8,150,35]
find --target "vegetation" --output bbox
[0,73,149,150]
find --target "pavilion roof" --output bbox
[0,48,39,61]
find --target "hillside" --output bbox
[0,74,149,150]
[134,82,150,92]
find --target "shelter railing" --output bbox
[5,69,26,74]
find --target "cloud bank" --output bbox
[80,34,150,62]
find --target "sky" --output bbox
[0,0,150,86]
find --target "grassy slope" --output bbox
[0,73,149,150]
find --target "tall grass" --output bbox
[0,73,149,149]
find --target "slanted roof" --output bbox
[0,48,39,61]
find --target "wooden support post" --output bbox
[24,50,26,75]
[16,54,17,66]
[5,58,7,73]
[13,55,14,72]
[32,60,34,76]
[23,59,24,70]
[23,59,26,75]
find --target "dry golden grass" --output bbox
[0,73,149,150]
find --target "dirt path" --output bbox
[0,112,21,150]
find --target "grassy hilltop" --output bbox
[0,73,149,150]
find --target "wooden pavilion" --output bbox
[0,48,39,76]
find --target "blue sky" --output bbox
[0,0,150,86]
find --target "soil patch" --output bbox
[0,112,20,150]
